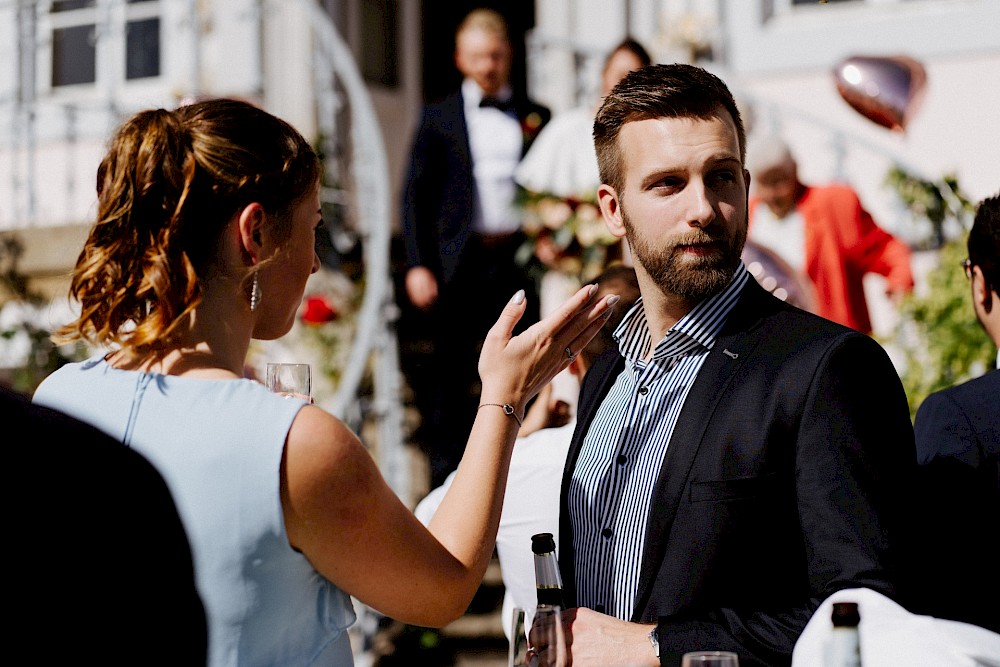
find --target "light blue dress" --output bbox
[34,355,357,666]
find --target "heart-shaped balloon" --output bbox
[833,55,927,132]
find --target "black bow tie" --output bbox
[479,96,515,112]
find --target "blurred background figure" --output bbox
[747,134,915,335]
[513,37,651,416]
[515,37,652,209]
[908,192,999,634]
[400,7,551,489]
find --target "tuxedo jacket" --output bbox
[558,278,916,667]
[749,184,914,335]
[400,89,550,285]
[909,369,999,633]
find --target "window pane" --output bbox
[126,18,160,80]
[52,0,96,12]
[52,25,96,86]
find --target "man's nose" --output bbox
[684,182,716,228]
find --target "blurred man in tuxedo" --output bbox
[400,8,551,487]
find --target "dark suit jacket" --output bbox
[6,385,207,664]
[558,278,916,667]
[909,369,1000,632]
[400,88,550,284]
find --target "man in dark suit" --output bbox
[400,8,550,488]
[4,384,207,664]
[545,64,915,667]
[910,193,999,633]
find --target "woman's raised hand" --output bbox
[478,284,620,419]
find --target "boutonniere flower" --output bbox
[521,112,543,141]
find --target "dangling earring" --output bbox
[249,272,262,312]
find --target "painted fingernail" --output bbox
[511,289,525,305]
[588,284,598,296]
[607,295,621,305]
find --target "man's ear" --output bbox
[598,184,626,239]
[237,203,267,263]
[972,265,994,314]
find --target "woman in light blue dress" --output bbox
[32,98,619,666]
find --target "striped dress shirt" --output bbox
[569,264,749,620]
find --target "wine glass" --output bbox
[526,604,568,667]
[681,651,740,666]
[508,607,530,667]
[265,363,312,402]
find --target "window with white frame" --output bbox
[47,0,160,89]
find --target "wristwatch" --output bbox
[648,625,660,658]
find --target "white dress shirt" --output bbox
[462,78,523,236]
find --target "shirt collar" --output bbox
[615,262,750,363]
[463,78,513,109]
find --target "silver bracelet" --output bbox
[479,403,522,427]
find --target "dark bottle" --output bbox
[531,532,566,608]
[825,601,861,667]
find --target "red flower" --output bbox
[301,295,338,325]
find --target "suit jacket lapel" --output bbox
[630,280,772,621]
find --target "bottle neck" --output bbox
[534,551,565,607]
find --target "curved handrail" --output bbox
[300,2,407,500]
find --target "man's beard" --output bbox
[623,206,747,302]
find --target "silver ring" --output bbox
[565,346,575,360]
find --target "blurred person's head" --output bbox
[746,135,802,219]
[967,193,1000,345]
[454,8,512,98]
[600,38,652,98]
[577,265,641,370]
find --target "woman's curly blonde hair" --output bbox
[55,98,320,362]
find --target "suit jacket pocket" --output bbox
[688,472,783,503]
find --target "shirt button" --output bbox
[638,386,649,395]
[601,527,613,539]
[616,454,628,466]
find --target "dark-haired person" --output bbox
[5,384,207,664]
[542,64,915,667]
[31,97,615,667]
[910,193,1000,634]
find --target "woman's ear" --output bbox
[237,202,267,263]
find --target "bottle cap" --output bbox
[831,601,860,627]
[531,532,557,555]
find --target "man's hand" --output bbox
[405,266,438,310]
[529,607,658,667]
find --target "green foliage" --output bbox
[883,166,974,250]
[880,166,993,419]
[0,234,88,394]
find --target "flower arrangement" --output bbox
[515,187,622,283]
[247,265,361,408]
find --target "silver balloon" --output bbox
[833,55,927,132]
